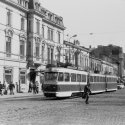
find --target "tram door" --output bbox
[4,69,12,84]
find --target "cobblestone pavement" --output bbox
[0,89,125,125]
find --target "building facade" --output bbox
[0,0,65,92]
[89,56,118,76]
[27,0,65,91]
[90,45,124,77]
[0,0,29,92]
[63,40,90,71]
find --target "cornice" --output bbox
[43,18,66,30]
[28,9,45,18]
[64,40,90,53]
[4,0,29,12]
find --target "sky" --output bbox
[41,0,125,52]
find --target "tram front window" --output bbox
[45,72,58,81]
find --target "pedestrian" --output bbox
[0,81,3,96]
[82,84,91,104]
[28,82,32,93]
[9,82,15,95]
[35,81,39,94]
[33,83,37,94]
[3,81,8,95]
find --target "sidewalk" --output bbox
[0,91,43,100]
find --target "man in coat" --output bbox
[83,84,91,104]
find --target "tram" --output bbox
[42,67,118,98]
[89,73,117,94]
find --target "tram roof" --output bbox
[90,73,117,77]
[45,67,88,74]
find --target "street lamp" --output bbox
[68,34,77,63]
[69,34,77,41]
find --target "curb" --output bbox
[0,92,44,100]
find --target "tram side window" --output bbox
[108,78,109,82]
[100,77,102,82]
[90,76,93,82]
[71,73,76,82]
[77,74,81,82]
[82,75,86,82]
[94,76,96,82]
[97,76,99,82]
[102,77,104,82]
[45,72,58,80]
[58,72,64,81]
[64,73,70,82]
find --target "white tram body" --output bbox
[43,67,88,97]
[42,67,118,98]
[106,75,117,91]
[89,73,118,94]
[89,73,106,93]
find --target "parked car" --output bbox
[117,83,124,89]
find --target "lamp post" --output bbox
[68,34,77,63]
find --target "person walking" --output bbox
[28,82,32,93]
[3,81,8,95]
[35,81,39,94]
[33,83,37,94]
[82,84,91,104]
[0,81,3,96]
[9,82,15,95]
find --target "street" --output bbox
[0,89,125,125]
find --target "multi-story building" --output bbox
[27,0,65,91]
[90,45,124,77]
[89,56,102,74]
[63,40,90,71]
[0,0,29,92]
[0,0,65,93]
[89,56,118,75]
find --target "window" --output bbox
[4,68,12,84]
[51,48,53,64]
[82,75,86,82]
[25,2,28,8]
[90,76,93,82]
[77,74,81,82]
[97,76,99,82]
[47,46,54,64]
[48,13,52,20]
[7,10,12,26]
[57,50,60,62]
[57,31,60,43]
[42,25,44,38]
[71,73,76,82]
[41,44,45,62]
[6,37,11,57]
[36,42,40,60]
[64,73,70,82]
[20,40,25,59]
[35,3,39,10]
[20,71,26,84]
[36,19,40,34]
[57,48,61,62]
[20,0,22,5]
[45,72,58,81]
[48,28,53,41]
[28,20,32,32]
[21,17,25,30]
[48,47,50,64]
[58,72,64,81]
[94,76,96,82]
